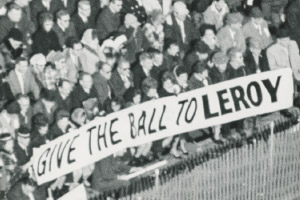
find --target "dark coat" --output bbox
[71,84,98,109]
[164,14,198,52]
[61,0,77,16]
[226,63,249,80]
[14,142,32,166]
[52,23,78,48]
[33,100,58,125]
[188,75,212,90]
[32,29,62,56]
[48,123,64,141]
[244,49,270,74]
[92,72,112,105]
[132,64,148,90]
[96,6,120,41]
[54,91,73,112]
[209,66,228,84]
[0,40,24,72]
[109,69,134,97]
[72,13,95,39]
[286,0,300,48]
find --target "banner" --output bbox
[32,68,294,185]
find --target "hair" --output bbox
[65,36,81,49]
[228,47,242,60]
[39,12,53,26]
[192,61,207,73]
[139,52,152,62]
[161,71,176,84]
[174,65,188,76]
[78,71,91,81]
[21,177,38,187]
[199,24,216,37]
[105,95,125,112]
[44,62,56,71]
[15,57,28,65]
[147,48,162,57]
[78,0,90,8]
[55,109,70,123]
[164,38,178,51]
[17,126,31,135]
[56,78,70,88]
[124,88,142,103]
[40,88,56,102]
[32,113,49,130]
[141,77,158,94]
[7,3,21,11]
[56,9,69,20]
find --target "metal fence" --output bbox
[96,115,300,200]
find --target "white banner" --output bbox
[33,68,294,185]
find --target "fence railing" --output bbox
[94,111,300,200]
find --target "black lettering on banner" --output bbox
[37,148,51,176]
[138,111,146,136]
[185,98,197,123]
[128,113,136,139]
[49,144,58,172]
[230,86,250,111]
[148,108,157,134]
[97,123,107,151]
[87,126,96,155]
[57,139,71,169]
[202,95,219,119]
[159,105,167,130]
[67,135,79,164]
[177,99,188,125]
[262,76,281,103]
[217,89,233,115]
[247,82,263,106]
[110,118,122,145]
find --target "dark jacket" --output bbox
[14,142,32,166]
[132,64,148,90]
[55,92,73,112]
[7,181,46,200]
[32,29,62,56]
[72,13,94,39]
[244,49,270,74]
[209,66,228,84]
[121,0,147,24]
[52,23,78,48]
[109,69,134,97]
[226,64,250,80]
[188,75,212,90]
[48,123,64,141]
[33,100,58,125]
[92,72,113,105]
[71,84,98,109]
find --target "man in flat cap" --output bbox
[242,7,273,50]
[14,126,32,166]
[217,12,246,54]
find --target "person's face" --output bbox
[215,0,225,10]
[230,22,242,30]
[34,62,46,74]
[80,74,93,91]
[153,53,163,66]
[55,58,66,70]
[204,29,215,41]
[17,61,29,75]
[233,52,244,67]
[59,81,72,97]
[9,38,22,49]
[201,69,208,78]
[133,94,141,105]
[9,9,22,22]
[174,6,189,21]
[39,125,48,136]
[18,98,30,113]
[112,0,123,13]
[18,136,30,148]
[59,14,70,29]
[168,44,179,56]
[111,101,121,112]
[178,73,188,85]
[250,45,261,55]
[252,17,263,25]
[77,112,87,125]
[154,14,165,25]
[147,88,157,98]
[119,62,130,77]
[79,3,91,17]
[58,117,69,132]
[198,53,209,60]
[278,37,290,48]
[163,79,174,91]
[100,64,112,80]
[72,43,83,57]
[4,140,14,153]
[43,20,53,32]
[141,58,153,71]
[0,6,7,16]
[216,63,227,73]
[106,57,117,67]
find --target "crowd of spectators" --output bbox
[0,0,300,199]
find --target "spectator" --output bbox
[53,9,77,49]
[124,88,141,107]
[203,0,229,30]
[119,13,144,64]
[0,28,25,73]
[16,94,32,129]
[165,1,198,52]
[30,0,64,27]
[48,109,73,140]
[244,37,270,74]
[267,27,300,73]
[174,65,189,92]
[149,48,166,84]
[242,7,273,50]
[29,53,47,89]
[33,89,57,125]
[209,51,229,84]
[286,0,300,49]
[32,12,61,56]
[110,58,133,97]
[47,51,68,80]
[143,10,165,51]
[43,62,58,90]
[55,79,73,112]
[30,113,49,148]
[14,126,32,166]
[132,52,154,89]
[71,72,98,109]
[158,71,179,98]
[71,108,87,127]
[92,62,113,105]
[64,37,84,83]
[71,0,94,39]
[96,0,123,41]
[6,57,40,100]
[217,12,246,53]
[163,39,180,71]
[80,29,105,74]
[199,24,220,57]
[188,61,211,90]
[0,133,16,197]
[0,103,20,138]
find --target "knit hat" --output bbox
[17,126,30,138]
[226,13,243,25]
[47,51,65,63]
[71,108,86,124]
[212,52,228,65]
[0,133,12,142]
[8,28,23,42]
[250,7,263,19]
